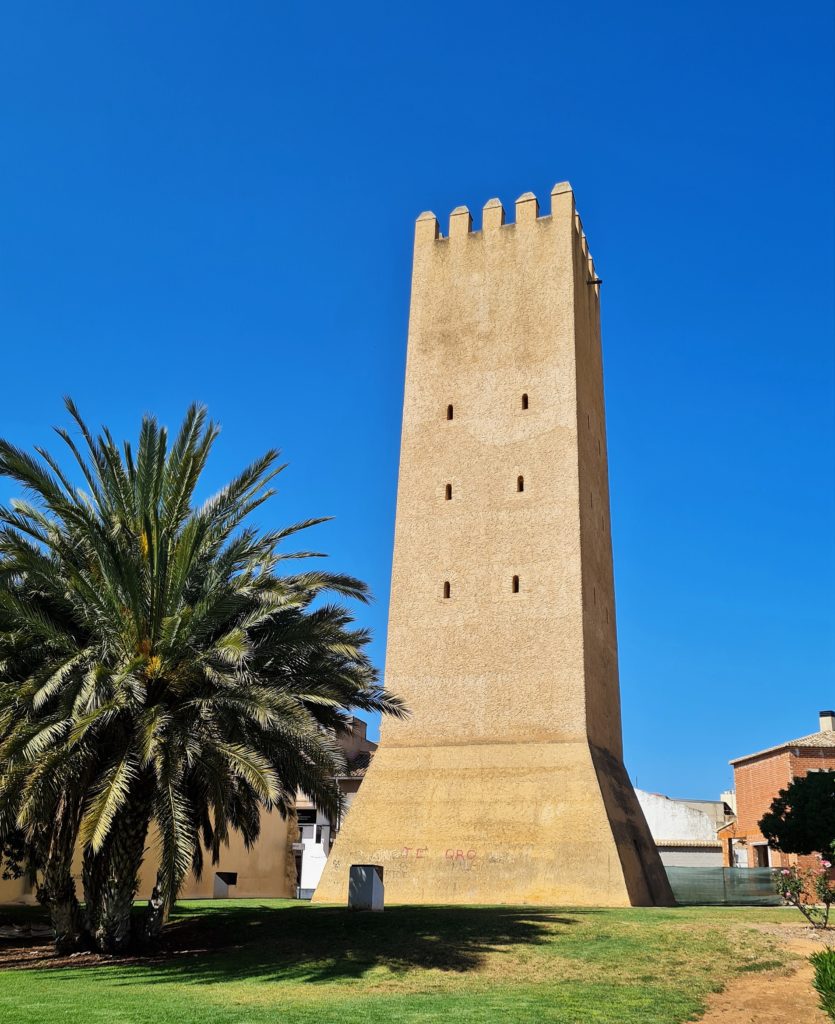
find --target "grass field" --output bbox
[0,899,797,1024]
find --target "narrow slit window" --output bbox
[445,483,452,500]
[446,404,454,421]
[521,393,529,410]
[512,575,520,594]
[517,475,524,493]
[443,581,451,599]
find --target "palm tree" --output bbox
[0,401,406,952]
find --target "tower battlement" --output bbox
[416,183,600,292]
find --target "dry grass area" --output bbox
[0,900,811,1024]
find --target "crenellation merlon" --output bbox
[515,191,539,224]
[482,197,505,231]
[415,210,440,242]
[414,181,582,242]
[449,205,473,240]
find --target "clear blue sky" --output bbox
[1,2,832,799]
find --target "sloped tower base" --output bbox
[316,184,673,908]
[314,740,672,906]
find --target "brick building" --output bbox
[719,710,835,868]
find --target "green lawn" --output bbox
[0,899,797,1024]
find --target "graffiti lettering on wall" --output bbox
[400,847,429,859]
[400,847,478,863]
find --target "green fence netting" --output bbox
[665,866,781,906]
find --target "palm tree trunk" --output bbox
[37,865,82,954]
[36,808,83,954]
[83,798,152,954]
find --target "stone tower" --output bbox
[314,184,673,906]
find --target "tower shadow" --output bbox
[84,903,579,986]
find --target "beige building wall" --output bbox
[0,874,36,905]
[315,184,673,907]
[141,809,297,900]
[0,809,296,906]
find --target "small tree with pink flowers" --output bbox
[761,773,835,928]
[774,854,835,929]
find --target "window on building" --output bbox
[446,404,454,420]
[213,871,238,898]
[445,483,452,500]
[521,393,529,410]
[443,581,451,599]
[512,575,520,593]
[517,475,524,492]
[753,844,770,867]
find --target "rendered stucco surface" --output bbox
[635,789,720,843]
[315,183,672,907]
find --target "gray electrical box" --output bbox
[348,864,384,911]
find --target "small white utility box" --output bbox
[348,864,384,911]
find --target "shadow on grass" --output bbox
[100,903,578,986]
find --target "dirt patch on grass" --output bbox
[751,922,835,947]
[698,928,829,1023]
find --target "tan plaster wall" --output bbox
[572,207,622,757]
[0,874,35,905]
[322,741,633,906]
[0,807,298,907]
[315,184,672,907]
[137,807,297,900]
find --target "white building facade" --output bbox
[635,789,727,868]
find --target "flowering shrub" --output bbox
[773,854,835,929]
[811,948,835,1021]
